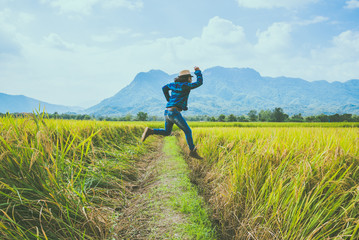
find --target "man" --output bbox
[141,66,203,159]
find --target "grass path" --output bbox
[114,136,216,239]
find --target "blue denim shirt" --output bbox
[162,70,203,111]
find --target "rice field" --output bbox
[1,114,358,239]
[179,127,359,239]
[0,114,148,239]
[143,121,359,129]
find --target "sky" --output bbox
[0,0,359,107]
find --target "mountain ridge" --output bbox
[0,92,83,114]
[86,66,359,116]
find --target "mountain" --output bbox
[0,93,82,114]
[86,66,359,116]
[86,70,174,116]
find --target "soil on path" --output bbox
[113,136,216,240]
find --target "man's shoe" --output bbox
[141,127,154,142]
[189,147,203,159]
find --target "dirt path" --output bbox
[113,136,216,240]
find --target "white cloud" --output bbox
[331,30,359,59]
[277,30,359,81]
[296,16,329,26]
[0,31,20,56]
[255,22,292,53]
[40,0,143,14]
[91,35,116,43]
[309,31,359,63]
[201,16,246,45]
[44,33,75,51]
[91,28,132,43]
[0,8,34,31]
[102,0,143,10]
[40,0,98,15]
[345,0,359,9]
[236,0,318,9]
[111,16,252,73]
[0,9,13,31]
[0,9,34,57]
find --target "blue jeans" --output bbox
[153,110,195,151]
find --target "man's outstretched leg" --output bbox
[141,118,174,142]
[141,127,154,142]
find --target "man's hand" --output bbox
[194,66,200,71]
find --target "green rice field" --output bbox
[179,126,359,239]
[0,114,148,239]
[0,114,358,239]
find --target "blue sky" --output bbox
[0,0,359,107]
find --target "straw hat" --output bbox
[178,70,193,77]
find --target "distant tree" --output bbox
[218,114,226,122]
[273,108,288,122]
[341,114,352,122]
[290,113,304,122]
[149,116,160,121]
[328,114,340,122]
[202,115,210,121]
[123,114,132,121]
[351,115,359,122]
[227,114,237,122]
[136,112,148,121]
[305,116,316,122]
[316,114,329,122]
[79,115,88,120]
[83,115,91,120]
[248,110,258,122]
[209,116,216,122]
[187,115,203,121]
[259,110,273,122]
[237,115,248,122]
[53,112,59,119]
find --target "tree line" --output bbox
[206,108,359,122]
[1,108,358,122]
